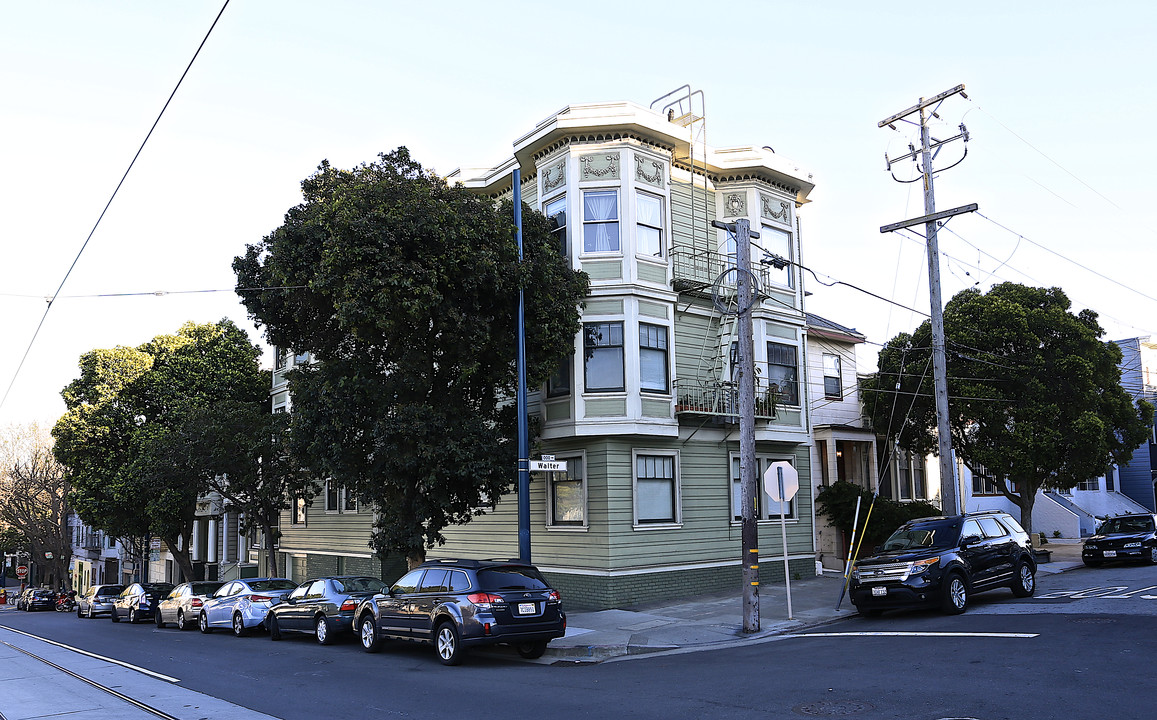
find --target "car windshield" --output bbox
[190,582,224,595]
[247,579,297,592]
[97,586,123,596]
[1101,516,1155,534]
[143,583,174,594]
[477,567,549,591]
[881,520,961,552]
[335,577,383,593]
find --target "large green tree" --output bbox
[863,283,1153,534]
[53,320,269,581]
[233,147,589,568]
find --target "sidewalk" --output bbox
[545,539,1086,662]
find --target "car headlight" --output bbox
[850,566,862,582]
[908,557,940,576]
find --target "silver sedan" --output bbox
[76,584,124,619]
[198,578,297,637]
[156,581,224,630]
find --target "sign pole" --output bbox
[778,469,793,620]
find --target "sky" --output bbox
[2,1,1155,426]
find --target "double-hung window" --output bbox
[731,456,795,520]
[636,191,663,257]
[547,355,572,397]
[823,353,842,399]
[544,195,567,257]
[548,457,585,527]
[639,323,669,394]
[634,453,678,525]
[583,190,619,253]
[766,342,799,406]
[584,322,624,392]
[761,225,794,288]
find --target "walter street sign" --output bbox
[530,460,567,472]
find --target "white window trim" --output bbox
[323,480,356,514]
[760,224,796,290]
[632,449,682,529]
[634,189,666,260]
[545,452,588,531]
[729,453,798,523]
[639,321,671,396]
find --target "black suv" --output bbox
[354,558,566,665]
[849,510,1036,616]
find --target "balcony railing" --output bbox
[674,379,793,421]
[670,247,781,296]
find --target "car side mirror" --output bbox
[961,534,982,547]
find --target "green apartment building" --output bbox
[270,92,819,609]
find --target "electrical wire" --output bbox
[0,1,231,414]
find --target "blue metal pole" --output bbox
[513,169,531,563]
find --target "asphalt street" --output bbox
[2,561,1156,720]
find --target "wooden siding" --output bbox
[670,176,712,251]
[583,260,623,281]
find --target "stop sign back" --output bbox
[763,461,799,502]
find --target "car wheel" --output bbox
[516,640,548,659]
[199,612,212,633]
[359,615,382,653]
[1083,558,1103,568]
[111,608,120,623]
[269,615,282,641]
[155,611,166,629]
[178,610,190,631]
[1011,560,1036,598]
[232,613,249,637]
[315,616,333,646]
[129,608,139,624]
[940,573,968,615]
[1148,546,1157,565]
[435,621,463,666]
[77,606,83,618]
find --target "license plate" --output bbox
[871,586,887,597]
[1104,550,1117,557]
[517,602,536,615]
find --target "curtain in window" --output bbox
[636,192,662,256]
[639,324,668,393]
[584,191,619,252]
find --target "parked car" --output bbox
[198,578,297,636]
[22,588,56,611]
[77,584,125,618]
[849,510,1036,616]
[13,588,33,610]
[111,582,174,623]
[155,581,224,630]
[1082,513,1157,567]
[354,558,567,665]
[266,576,386,645]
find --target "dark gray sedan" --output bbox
[266,576,385,645]
[111,582,174,623]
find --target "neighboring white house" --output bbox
[68,513,121,592]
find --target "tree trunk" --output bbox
[1017,489,1037,538]
[261,520,279,577]
[406,549,426,571]
[163,533,196,583]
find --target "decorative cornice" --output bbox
[542,160,566,192]
[580,152,620,180]
[531,132,675,163]
[760,193,791,223]
[635,156,665,187]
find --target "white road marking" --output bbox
[0,624,181,683]
[789,631,1037,639]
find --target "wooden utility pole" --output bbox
[713,218,761,633]
[878,84,976,515]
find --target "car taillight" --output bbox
[467,592,505,610]
[249,594,274,603]
[546,590,561,603]
[340,599,358,612]
[190,598,203,608]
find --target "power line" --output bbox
[0,1,231,414]
[0,286,306,301]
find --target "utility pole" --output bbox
[513,168,531,563]
[713,217,761,633]
[878,84,976,515]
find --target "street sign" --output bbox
[16,565,27,579]
[763,461,799,502]
[150,538,162,550]
[530,460,567,472]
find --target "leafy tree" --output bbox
[152,401,317,577]
[0,423,73,589]
[54,320,268,582]
[234,147,589,568]
[815,481,940,554]
[863,283,1154,535]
